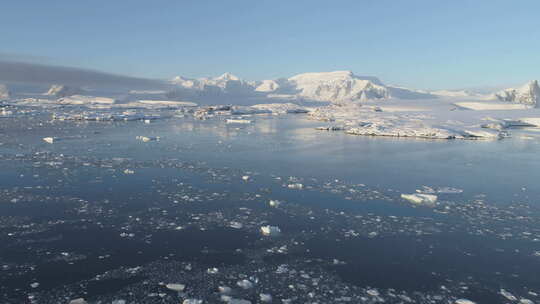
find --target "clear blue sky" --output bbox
[1,0,539,90]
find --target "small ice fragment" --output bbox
[237,279,254,289]
[69,299,88,304]
[455,300,476,304]
[227,299,251,304]
[520,299,534,304]
[500,289,517,301]
[227,119,252,124]
[268,200,281,207]
[183,299,203,304]
[242,175,250,181]
[401,193,437,206]
[366,289,380,297]
[287,183,303,190]
[260,225,281,236]
[123,169,135,174]
[43,137,55,144]
[230,221,243,229]
[165,283,185,292]
[207,267,219,274]
[136,136,160,142]
[218,286,232,294]
[30,282,39,288]
[260,293,273,302]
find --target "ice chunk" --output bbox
[165,283,185,292]
[236,279,254,289]
[69,299,88,304]
[287,183,303,190]
[259,293,273,302]
[260,225,281,236]
[227,119,252,124]
[136,136,160,142]
[42,137,56,144]
[366,289,380,297]
[268,200,282,207]
[401,193,438,206]
[183,299,203,304]
[218,286,232,294]
[230,221,243,229]
[227,299,252,304]
[455,300,476,304]
[500,289,517,301]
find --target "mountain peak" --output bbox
[495,80,540,107]
[216,72,240,81]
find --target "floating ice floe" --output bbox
[287,183,304,190]
[259,293,273,302]
[417,186,463,194]
[251,103,309,114]
[260,225,281,236]
[229,221,243,229]
[69,298,88,304]
[236,279,254,289]
[268,199,282,207]
[218,286,232,294]
[500,289,517,301]
[42,137,56,144]
[225,298,252,304]
[315,125,344,131]
[182,299,203,304]
[165,283,185,292]
[454,299,476,304]
[136,136,160,142]
[401,193,438,206]
[227,119,252,124]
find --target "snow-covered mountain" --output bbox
[45,84,83,97]
[494,80,540,107]
[168,70,433,104]
[0,84,9,100]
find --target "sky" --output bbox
[1,0,539,90]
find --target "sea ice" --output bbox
[226,119,252,124]
[165,283,185,292]
[259,293,273,302]
[136,136,160,142]
[182,299,203,304]
[42,137,56,144]
[401,193,438,206]
[261,225,281,236]
[236,279,254,289]
[500,289,517,301]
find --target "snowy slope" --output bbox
[45,84,83,97]
[494,80,540,107]
[0,84,9,100]
[168,70,433,104]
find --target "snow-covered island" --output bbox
[2,70,539,140]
